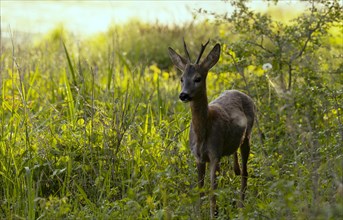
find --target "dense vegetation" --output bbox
[1,0,342,219]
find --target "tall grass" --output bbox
[1,24,196,219]
[0,20,342,219]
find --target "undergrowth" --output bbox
[1,10,342,219]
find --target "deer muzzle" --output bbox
[179,92,191,102]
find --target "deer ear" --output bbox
[201,44,220,70]
[168,47,188,71]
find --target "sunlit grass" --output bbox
[0,16,342,219]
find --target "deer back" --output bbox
[204,90,255,157]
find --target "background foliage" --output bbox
[1,0,342,219]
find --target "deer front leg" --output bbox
[210,159,220,218]
[197,162,206,194]
[197,162,206,213]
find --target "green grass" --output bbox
[0,19,342,219]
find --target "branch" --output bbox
[246,40,275,57]
[290,5,334,62]
[227,50,248,89]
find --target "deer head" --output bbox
[168,40,221,102]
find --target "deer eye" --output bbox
[194,77,202,83]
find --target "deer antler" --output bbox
[195,39,210,64]
[183,37,191,63]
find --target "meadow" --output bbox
[1,1,342,219]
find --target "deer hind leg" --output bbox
[209,159,220,218]
[239,137,250,208]
[233,152,241,175]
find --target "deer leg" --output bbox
[210,159,220,218]
[233,152,241,176]
[196,161,206,216]
[239,137,250,208]
[197,162,206,196]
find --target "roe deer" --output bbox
[168,40,255,218]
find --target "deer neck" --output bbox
[190,90,209,141]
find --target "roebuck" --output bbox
[168,40,255,218]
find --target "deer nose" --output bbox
[179,92,191,102]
